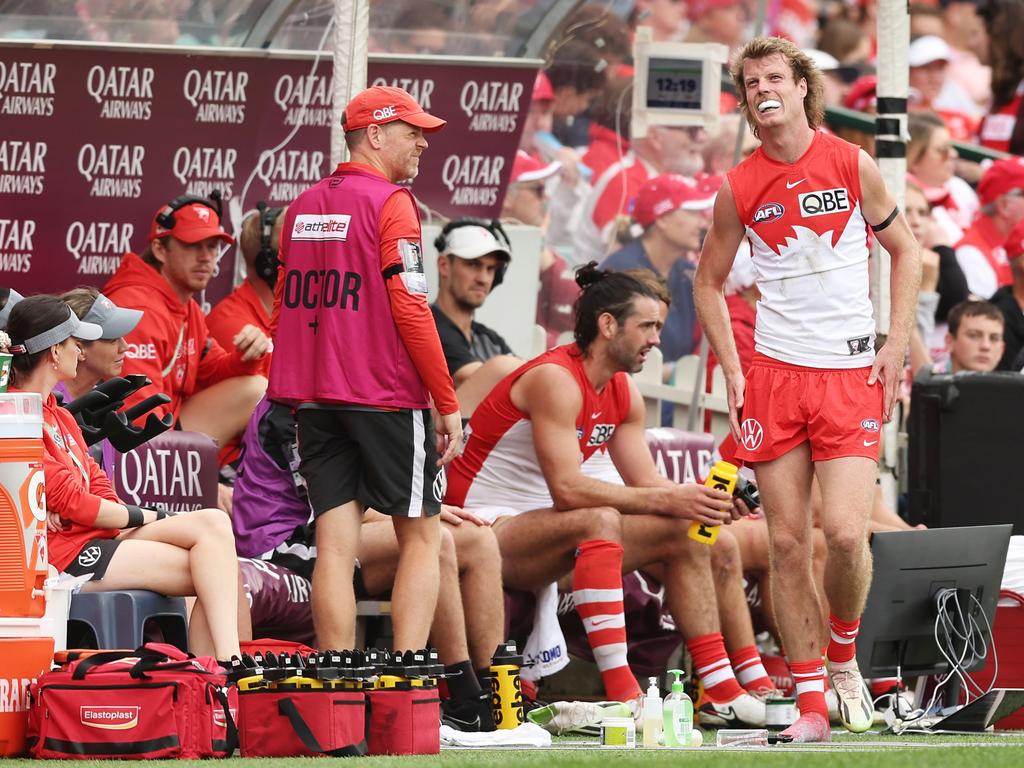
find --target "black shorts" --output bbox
[63,537,122,581]
[296,407,441,519]
[263,523,372,599]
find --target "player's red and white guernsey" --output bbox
[445,344,632,515]
[728,131,875,368]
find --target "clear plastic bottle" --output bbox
[642,677,663,747]
[662,668,692,747]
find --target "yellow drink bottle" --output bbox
[489,641,525,729]
[687,460,739,545]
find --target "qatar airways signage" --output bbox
[0,41,538,298]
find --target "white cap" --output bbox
[806,48,840,72]
[908,35,952,67]
[443,225,511,261]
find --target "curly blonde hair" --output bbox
[730,36,825,139]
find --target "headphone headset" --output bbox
[154,189,223,232]
[253,201,284,288]
[433,217,512,290]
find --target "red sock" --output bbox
[687,632,746,703]
[790,658,829,720]
[870,677,901,696]
[573,540,641,702]
[730,645,775,695]
[827,614,860,664]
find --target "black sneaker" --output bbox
[441,690,495,732]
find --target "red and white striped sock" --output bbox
[826,614,860,665]
[730,645,776,695]
[790,658,829,720]
[687,632,746,703]
[573,540,642,702]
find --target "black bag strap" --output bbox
[277,697,368,757]
[210,683,239,755]
[70,646,170,680]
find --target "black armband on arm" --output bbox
[870,205,899,233]
[124,504,145,528]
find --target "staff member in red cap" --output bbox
[955,157,1024,299]
[105,194,271,475]
[267,85,462,651]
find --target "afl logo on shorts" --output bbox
[78,545,102,568]
[741,418,764,451]
[860,418,880,432]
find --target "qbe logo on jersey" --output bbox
[798,188,850,218]
[291,214,351,241]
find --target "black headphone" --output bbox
[433,217,512,290]
[254,201,284,288]
[154,189,223,232]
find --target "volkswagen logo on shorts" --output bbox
[78,545,102,568]
[432,467,447,503]
[741,418,764,451]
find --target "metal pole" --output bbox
[873,0,909,507]
[331,0,369,166]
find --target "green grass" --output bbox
[8,732,1024,767]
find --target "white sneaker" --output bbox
[526,700,632,736]
[828,659,873,733]
[698,692,767,728]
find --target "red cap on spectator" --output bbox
[632,174,716,227]
[342,86,446,132]
[687,0,738,22]
[978,158,1024,206]
[149,200,234,244]
[1005,218,1024,260]
[532,71,554,102]
[844,75,877,112]
[510,150,561,184]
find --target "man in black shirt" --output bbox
[431,219,522,415]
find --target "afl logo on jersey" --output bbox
[753,202,784,224]
[798,188,850,218]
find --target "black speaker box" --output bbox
[908,369,1024,534]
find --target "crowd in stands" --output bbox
[3,0,1024,742]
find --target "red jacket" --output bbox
[206,279,272,375]
[104,252,264,424]
[36,392,120,571]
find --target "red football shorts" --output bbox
[733,354,883,464]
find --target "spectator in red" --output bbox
[501,151,580,347]
[978,0,1024,154]
[602,174,716,363]
[938,0,992,113]
[630,0,688,42]
[207,203,287,374]
[105,196,270,470]
[519,71,554,159]
[907,35,981,141]
[578,114,707,265]
[955,158,1024,300]
[908,111,978,243]
[685,0,747,53]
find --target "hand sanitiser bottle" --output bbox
[642,677,663,747]
[662,668,693,747]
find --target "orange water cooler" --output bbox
[0,393,55,756]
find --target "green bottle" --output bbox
[662,669,693,747]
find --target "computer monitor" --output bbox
[856,525,1012,679]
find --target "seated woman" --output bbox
[57,287,142,404]
[5,295,242,661]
